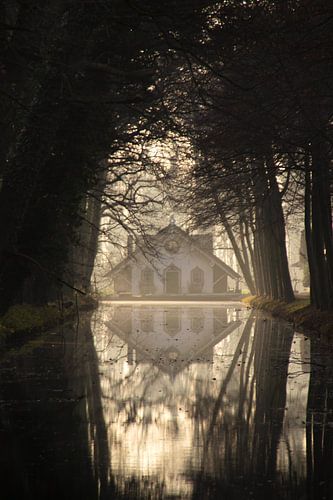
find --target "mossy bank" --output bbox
[0,295,98,345]
[243,296,333,336]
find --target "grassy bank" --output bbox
[243,295,333,336]
[0,295,98,343]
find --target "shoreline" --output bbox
[243,295,333,337]
[0,295,98,347]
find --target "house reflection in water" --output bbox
[105,304,242,376]
[94,303,311,499]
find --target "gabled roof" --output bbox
[106,222,241,280]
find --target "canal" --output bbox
[0,301,332,499]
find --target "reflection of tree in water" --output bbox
[0,311,165,500]
[191,315,303,500]
[14,307,312,500]
[306,339,333,500]
[92,304,244,498]
[0,314,113,499]
[23,308,305,500]
[27,304,301,500]
[81,318,114,498]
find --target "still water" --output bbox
[0,301,332,499]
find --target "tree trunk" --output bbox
[0,4,103,312]
[304,153,320,308]
[219,213,256,295]
[253,157,294,302]
[71,166,107,293]
[309,139,333,310]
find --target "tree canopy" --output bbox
[1,0,332,311]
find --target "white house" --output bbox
[107,219,241,298]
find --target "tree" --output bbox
[155,0,333,308]
[0,0,166,311]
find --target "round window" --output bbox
[165,239,180,253]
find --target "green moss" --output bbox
[0,296,98,340]
[242,295,256,305]
[95,286,114,298]
[243,295,333,336]
[284,300,310,314]
[0,304,60,334]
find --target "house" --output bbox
[107,219,241,298]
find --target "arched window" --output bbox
[189,266,204,293]
[191,267,204,284]
[164,265,181,294]
[140,267,155,295]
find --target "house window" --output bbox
[189,266,204,293]
[164,239,180,254]
[140,267,155,295]
[164,265,181,294]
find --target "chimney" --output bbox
[127,235,134,256]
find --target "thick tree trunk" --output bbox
[0,5,102,312]
[253,158,294,302]
[72,167,107,293]
[254,205,270,296]
[304,154,320,308]
[0,73,67,311]
[266,166,294,302]
[309,140,333,310]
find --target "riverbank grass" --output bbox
[243,295,333,335]
[0,304,59,335]
[0,295,98,339]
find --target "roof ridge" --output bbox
[106,222,241,280]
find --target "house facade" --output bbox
[108,220,241,298]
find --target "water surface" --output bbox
[1,301,332,499]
